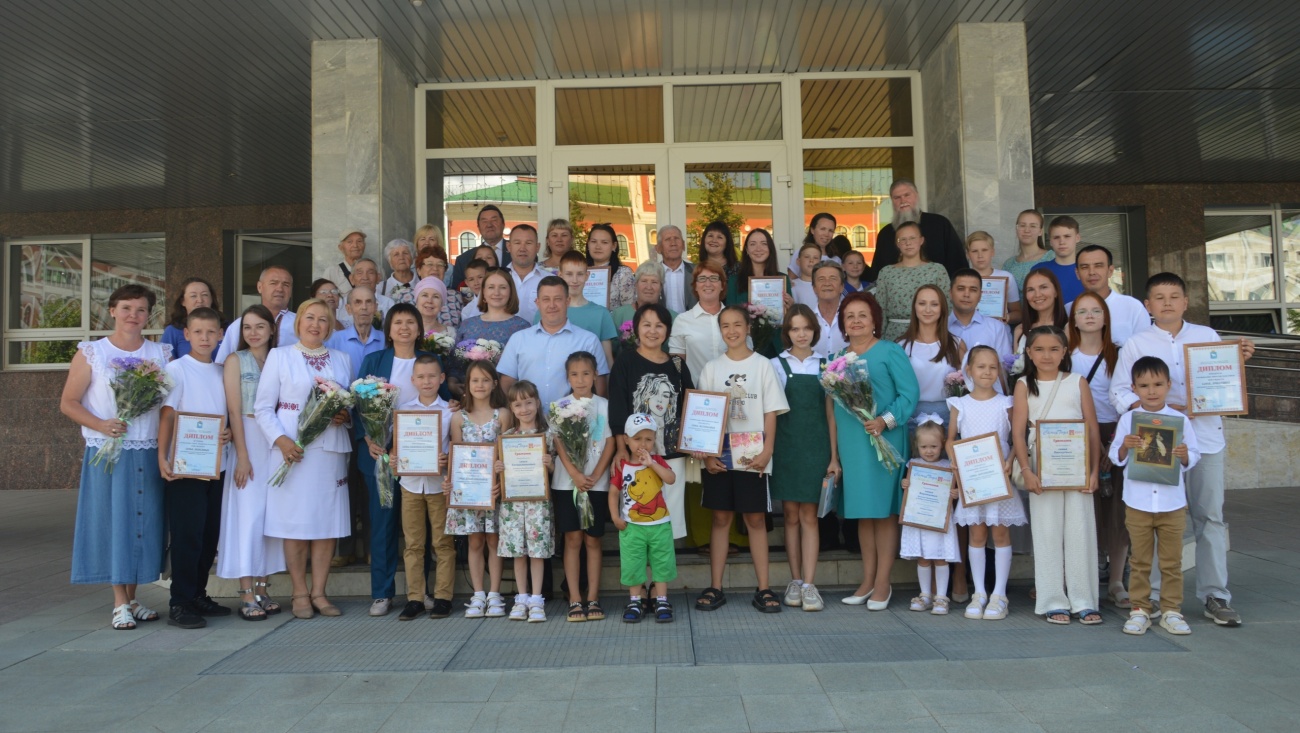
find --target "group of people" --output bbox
[64,179,1250,636]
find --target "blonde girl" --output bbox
[496,380,555,623]
[901,419,960,614]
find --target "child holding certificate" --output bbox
[444,360,513,618]
[610,413,679,623]
[1012,326,1102,625]
[497,380,555,623]
[394,355,455,621]
[964,231,1020,322]
[900,418,959,615]
[947,345,1027,621]
[157,307,231,628]
[1111,356,1199,636]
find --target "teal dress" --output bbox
[835,341,919,519]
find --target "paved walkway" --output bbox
[1,489,1298,732]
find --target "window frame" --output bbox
[1205,205,1300,333]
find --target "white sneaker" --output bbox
[931,596,950,615]
[801,585,824,612]
[783,580,804,607]
[369,598,391,617]
[508,594,528,621]
[909,594,933,612]
[527,603,547,623]
[965,594,989,619]
[485,594,507,618]
[1123,610,1151,635]
[1160,611,1192,635]
[464,594,486,619]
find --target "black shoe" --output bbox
[398,600,424,621]
[428,598,453,619]
[192,595,232,617]
[168,604,207,629]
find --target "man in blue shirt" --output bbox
[948,269,1013,358]
[1030,215,1085,305]
[498,276,610,407]
[327,286,385,381]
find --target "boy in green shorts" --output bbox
[610,413,678,623]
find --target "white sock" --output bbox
[968,546,987,599]
[802,582,813,589]
[472,591,486,598]
[917,565,933,596]
[514,593,526,604]
[487,591,501,600]
[993,545,1013,597]
[791,578,803,586]
[529,594,544,605]
[935,565,950,597]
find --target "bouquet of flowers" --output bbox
[421,328,456,358]
[351,376,401,507]
[618,320,637,351]
[549,396,595,529]
[819,352,903,472]
[944,371,968,398]
[745,302,780,352]
[454,338,504,366]
[1003,352,1025,378]
[268,377,355,487]
[91,357,175,472]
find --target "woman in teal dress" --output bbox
[833,291,918,611]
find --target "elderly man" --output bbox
[656,225,696,313]
[450,205,512,287]
[215,266,297,364]
[336,258,394,329]
[323,228,367,299]
[505,224,545,323]
[327,286,385,381]
[866,178,968,282]
[498,276,609,407]
[810,261,849,359]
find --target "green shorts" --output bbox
[618,522,678,587]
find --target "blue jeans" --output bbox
[357,444,401,600]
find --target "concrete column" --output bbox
[921,23,1034,263]
[311,39,415,279]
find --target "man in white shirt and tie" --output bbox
[215,266,297,364]
[656,225,695,313]
[1070,245,1151,346]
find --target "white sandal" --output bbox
[1159,611,1192,635]
[909,594,933,612]
[129,600,159,622]
[111,604,136,630]
[965,593,989,619]
[982,594,1009,620]
[1122,610,1151,636]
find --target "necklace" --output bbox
[295,342,330,371]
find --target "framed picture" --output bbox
[448,442,496,509]
[583,266,610,309]
[170,412,225,480]
[748,276,786,324]
[676,390,730,456]
[977,276,1009,320]
[1184,341,1248,417]
[393,410,442,476]
[1035,419,1089,491]
[498,433,549,501]
[1128,411,1184,486]
[899,462,954,532]
[951,432,1014,508]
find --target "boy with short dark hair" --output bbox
[548,250,617,366]
[1030,216,1085,304]
[1110,356,1199,636]
[158,307,232,628]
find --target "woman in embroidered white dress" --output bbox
[254,298,354,619]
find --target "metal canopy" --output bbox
[0,0,1296,214]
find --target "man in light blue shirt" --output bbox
[948,269,1013,359]
[327,286,386,381]
[498,276,610,407]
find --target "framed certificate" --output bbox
[1035,420,1089,490]
[170,412,225,480]
[978,276,1009,319]
[1184,341,1247,417]
[449,442,496,509]
[951,432,1014,507]
[748,276,786,324]
[676,390,730,456]
[899,462,954,532]
[1128,411,1184,486]
[393,411,442,476]
[583,266,610,309]
[498,434,549,501]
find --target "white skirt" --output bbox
[216,416,287,578]
[954,490,1029,528]
[264,442,350,540]
[900,522,961,563]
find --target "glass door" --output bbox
[667,145,793,268]
[548,149,668,267]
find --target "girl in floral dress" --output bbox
[444,360,513,618]
[496,380,556,623]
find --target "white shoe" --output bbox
[485,594,507,618]
[464,594,486,619]
[369,598,391,617]
[1123,610,1151,635]
[982,594,1009,620]
[527,603,547,623]
[867,588,892,611]
[783,580,804,607]
[1159,611,1191,635]
[841,593,870,605]
[508,594,528,621]
[931,596,950,615]
[909,594,933,612]
[801,585,824,612]
[965,594,989,619]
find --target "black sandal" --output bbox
[695,587,726,611]
[566,602,586,623]
[654,599,674,623]
[622,601,643,623]
[585,600,606,621]
[752,587,782,614]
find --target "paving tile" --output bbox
[1227,710,1300,733]
[954,658,1070,690]
[565,697,654,733]
[407,671,501,703]
[487,669,578,701]
[827,690,934,727]
[1037,716,1134,733]
[999,687,1111,722]
[931,712,1045,732]
[285,703,397,733]
[105,703,228,733]
[654,695,749,733]
[470,700,568,732]
[1168,677,1295,713]
[377,702,484,733]
[656,666,739,697]
[324,672,426,704]
[0,702,140,733]
[241,674,349,705]
[892,660,984,690]
[1136,713,1254,733]
[811,662,906,692]
[1080,682,1210,717]
[734,663,823,695]
[742,692,843,733]
[571,665,656,699]
[916,688,1015,715]
[197,702,315,733]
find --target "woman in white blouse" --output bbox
[668,262,729,382]
[897,284,967,426]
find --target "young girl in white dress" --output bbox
[901,418,960,615]
[947,345,1028,621]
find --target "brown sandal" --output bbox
[290,593,314,620]
[311,595,342,617]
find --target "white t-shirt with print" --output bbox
[697,351,791,435]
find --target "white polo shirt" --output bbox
[509,263,546,323]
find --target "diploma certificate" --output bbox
[1128,411,1184,486]
[978,276,1009,319]
[748,276,786,324]
[499,434,549,501]
[583,267,611,309]
[394,411,443,476]
[899,463,954,532]
[1035,420,1089,490]
[677,390,730,456]
[951,432,1014,507]
[1184,341,1248,417]
[171,412,225,480]
[449,442,496,509]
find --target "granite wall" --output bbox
[0,203,309,490]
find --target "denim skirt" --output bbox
[71,446,165,585]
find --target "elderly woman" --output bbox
[416,245,450,281]
[541,219,574,271]
[379,239,418,304]
[61,284,171,630]
[255,298,354,619]
[413,276,456,346]
[611,258,676,356]
[310,278,346,331]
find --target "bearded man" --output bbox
[864,178,968,282]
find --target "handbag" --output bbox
[817,473,840,519]
[1010,375,1063,489]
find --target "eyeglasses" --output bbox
[696,276,722,284]
[319,289,341,297]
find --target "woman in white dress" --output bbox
[217,304,287,620]
[254,298,354,619]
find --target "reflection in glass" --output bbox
[568,164,656,266]
[1205,215,1274,302]
[802,148,912,265]
[683,163,771,262]
[10,339,79,366]
[426,88,537,148]
[91,238,166,330]
[801,78,912,138]
[556,88,662,145]
[1283,211,1300,304]
[238,236,313,312]
[674,84,781,143]
[428,158,538,260]
[8,242,83,331]
[1045,213,1131,295]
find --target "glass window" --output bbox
[427,157,538,260]
[90,237,166,330]
[426,88,536,148]
[1283,209,1300,303]
[566,164,656,262]
[1206,214,1274,302]
[556,87,663,145]
[802,148,912,265]
[852,225,868,250]
[7,240,84,332]
[1043,212,1132,295]
[617,234,630,260]
[684,163,771,262]
[237,235,313,312]
[801,78,913,138]
[458,231,478,254]
[673,83,781,143]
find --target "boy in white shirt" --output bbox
[157,308,232,628]
[393,355,455,621]
[1110,356,1199,636]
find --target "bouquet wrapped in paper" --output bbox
[268,377,355,487]
[92,356,175,472]
[1002,352,1025,378]
[351,376,401,507]
[420,329,456,359]
[944,370,969,398]
[819,352,903,472]
[549,396,595,529]
[454,338,504,367]
[618,320,637,351]
[745,302,780,352]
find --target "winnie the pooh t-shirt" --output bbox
[612,457,672,526]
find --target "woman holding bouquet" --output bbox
[414,277,456,345]
[61,284,171,630]
[834,291,919,610]
[254,298,354,619]
[726,229,792,358]
[453,268,531,383]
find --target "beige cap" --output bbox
[339,228,367,243]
